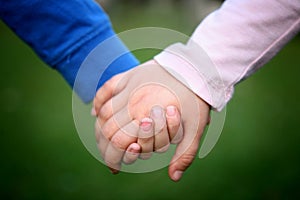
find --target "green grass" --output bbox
[1,3,300,200]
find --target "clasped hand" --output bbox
[93,60,210,181]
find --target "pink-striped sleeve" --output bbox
[154,0,300,111]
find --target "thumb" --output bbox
[168,120,205,182]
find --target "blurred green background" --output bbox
[1,1,299,199]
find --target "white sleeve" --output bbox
[154,0,300,111]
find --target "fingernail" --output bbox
[141,118,152,132]
[128,143,140,153]
[173,170,183,181]
[166,106,176,117]
[151,106,163,118]
[91,107,96,116]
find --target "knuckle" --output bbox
[99,104,111,120]
[111,134,127,150]
[95,89,102,99]
[108,74,119,85]
[101,123,113,140]
[102,80,113,91]
[179,153,196,169]
[95,89,105,102]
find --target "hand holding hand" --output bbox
[94,60,210,181]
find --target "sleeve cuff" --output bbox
[56,25,139,103]
[154,42,232,111]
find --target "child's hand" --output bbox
[93,60,210,181]
[94,105,182,172]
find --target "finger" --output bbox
[138,118,154,160]
[98,88,132,126]
[93,73,128,116]
[168,120,206,182]
[97,132,109,160]
[95,119,101,144]
[207,114,211,125]
[122,143,141,165]
[150,106,170,153]
[104,120,139,172]
[99,107,133,141]
[95,120,109,159]
[91,107,97,117]
[166,106,183,144]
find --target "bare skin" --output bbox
[94,60,210,181]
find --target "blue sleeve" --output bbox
[0,0,139,102]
